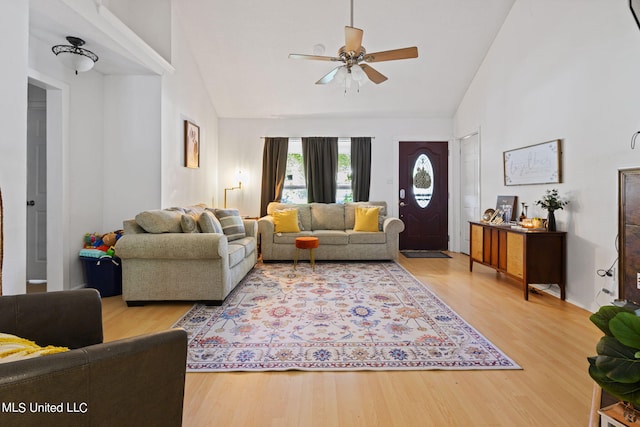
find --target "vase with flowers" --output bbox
[535,189,568,232]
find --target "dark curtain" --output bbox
[302,137,338,203]
[350,137,372,202]
[260,137,289,217]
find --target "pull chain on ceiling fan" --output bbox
[289,0,418,88]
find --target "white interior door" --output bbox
[26,85,47,283]
[459,133,480,255]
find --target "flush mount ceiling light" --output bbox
[52,36,99,74]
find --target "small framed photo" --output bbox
[184,120,200,168]
[496,195,518,222]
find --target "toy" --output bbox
[82,230,124,257]
[102,234,115,247]
[84,233,102,248]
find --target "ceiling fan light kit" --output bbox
[289,0,418,90]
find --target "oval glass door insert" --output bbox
[412,153,433,208]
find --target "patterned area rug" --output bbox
[173,262,520,372]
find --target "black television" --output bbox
[631,0,640,30]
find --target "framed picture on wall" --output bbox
[503,139,562,186]
[184,120,200,168]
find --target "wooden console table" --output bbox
[469,221,566,300]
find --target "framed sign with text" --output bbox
[503,139,562,186]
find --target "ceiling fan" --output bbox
[288,0,418,86]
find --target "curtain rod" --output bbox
[260,136,375,139]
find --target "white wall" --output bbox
[454,0,640,311]
[0,1,29,295]
[98,1,219,221]
[162,3,219,209]
[218,117,453,218]
[103,75,161,230]
[104,0,172,63]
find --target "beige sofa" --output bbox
[115,205,257,306]
[258,201,405,261]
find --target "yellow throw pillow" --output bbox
[0,333,69,364]
[354,206,380,232]
[273,209,301,233]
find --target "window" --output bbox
[282,138,352,204]
[282,139,306,203]
[336,139,353,203]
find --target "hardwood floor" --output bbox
[101,253,602,426]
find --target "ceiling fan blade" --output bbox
[315,67,341,85]
[363,47,418,63]
[289,53,339,61]
[345,26,363,53]
[360,64,388,84]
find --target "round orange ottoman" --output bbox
[294,237,319,270]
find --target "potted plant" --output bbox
[535,188,568,231]
[589,304,640,420]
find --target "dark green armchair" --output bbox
[0,289,187,426]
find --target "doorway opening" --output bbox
[27,84,47,293]
[459,132,480,255]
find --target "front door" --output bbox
[399,141,448,250]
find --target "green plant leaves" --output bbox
[590,306,628,336]
[595,336,640,383]
[589,356,640,403]
[589,308,640,405]
[610,312,640,349]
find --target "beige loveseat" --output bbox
[258,201,404,261]
[115,205,257,306]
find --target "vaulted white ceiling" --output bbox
[173,0,516,119]
[28,0,516,120]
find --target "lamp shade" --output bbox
[56,51,95,73]
[332,66,348,85]
[350,64,366,82]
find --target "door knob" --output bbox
[399,201,406,207]
[27,200,35,206]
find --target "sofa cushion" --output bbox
[180,214,200,233]
[267,203,311,230]
[199,210,223,234]
[353,206,380,232]
[312,230,349,245]
[0,333,69,364]
[346,229,387,244]
[230,236,257,256]
[345,202,388,229]
[273,231,313,244]
[272,209,301,233]
[135,209,183,233]
[184,204,207,216]
[214,209,246,241]
[227,244,245,268]
[310,203,345,230]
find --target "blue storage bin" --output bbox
[80,256,122,297]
